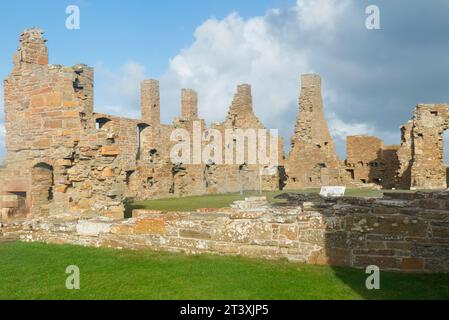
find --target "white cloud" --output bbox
[77,0,376,160]
[159,0,369,157]
[295,0,350,33]
[328,114,375,141]
[94,61,148,119]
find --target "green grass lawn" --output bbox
[0,242,448,300]
[126,189,386,214]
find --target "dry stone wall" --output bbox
[2,192,448,273]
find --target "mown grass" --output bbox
[0,242,448,300]
[126,189,386,214]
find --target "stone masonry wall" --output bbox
[409,104,449,189]
[1,29,130,219]
[285,74,347,189]
[2,192,448,273]
[345,136,400,189]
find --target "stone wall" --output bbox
[2,192,448,273]
[408,104,449,189]
[345,136,400,189]
[1,28,128,219]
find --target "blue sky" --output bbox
[1,0,449,162]
[0,0,288,77]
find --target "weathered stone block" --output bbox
[179,229,212,240]
[401,258,424,270]
[101,146,120,156]
[76,221,112,237]
[134,218,166,235]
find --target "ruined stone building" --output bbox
[1,28,449,221]
[0,28,281,220]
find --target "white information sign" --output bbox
[320,186,346,198]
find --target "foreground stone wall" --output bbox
[2,192,448,273]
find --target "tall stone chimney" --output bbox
[141,79,160,126]
[181,89,198,120]
[286,74,342,188]
[223,84,264,129]
[230,84,253,113]
[293,74,333,144]
[15,28,48,65]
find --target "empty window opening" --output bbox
[346,169,355,180]
[137,123,150,160]
[11,192,27,209]
[31,163,54,216]
[125,171,135,187]
[96,118,112,130]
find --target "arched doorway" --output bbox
[31,163,54,216]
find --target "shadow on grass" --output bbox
[330,266,449,300]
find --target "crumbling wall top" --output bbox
[16,28,48,65]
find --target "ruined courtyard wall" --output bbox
[2,192,448,273]
[345,136,400,189]
[129,84,281,200]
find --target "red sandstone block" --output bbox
[30,94,45,108]
[63,101,80,108]
[3,180,28,192]
[354,256,401,269]
[33,138,52,149]
[63,110,79,117]
[37,56,48,65]
[46,92,62,108]
[134,218,166,235]
[44,119,62,129]
[1,200,19,208]
[101,146,120,156]
[401,258,424,270]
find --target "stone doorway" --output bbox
[31,163,54,216]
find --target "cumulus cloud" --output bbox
[295,0,350,33]
[158,0,449,160]
[94,61,148,119]
[159,0,370,157]
[328,114,375,141]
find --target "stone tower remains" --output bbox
[141,79,160,126]
[285,74,343,189]
[181,89,199,120]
